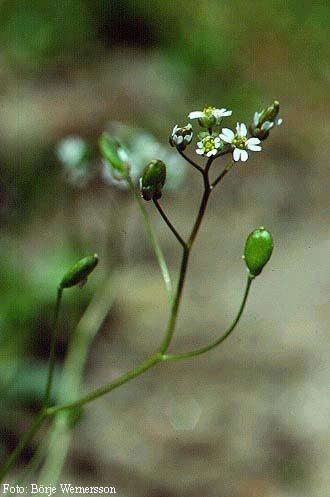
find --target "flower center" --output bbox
[203,106,215,117]
[203,137,216,152]
[233,136,247,149]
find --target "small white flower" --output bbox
[220,122,261,162]
[196,135,222,157]
[170,123,193,149]
[188,106,232,126]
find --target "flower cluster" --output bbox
[169,102,282,163]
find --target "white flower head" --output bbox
[189,106,232,127]
[170,123,193,150]
[196,135,222,157]
[220,122,261,162]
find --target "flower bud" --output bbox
[99,133,130,178]
[244,227,273,277]
[169,124,193,151]
[249,101,282,141]
[259,101,280,125]
[60,254,99,289]
[140,160,166,201]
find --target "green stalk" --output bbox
[46,353,163,415]
[127,177,173,301]
[163,275,254,361]
[44,287,63,408]
[38,273,117,484]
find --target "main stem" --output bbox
[0,154,229,482]
[159,159,213,354]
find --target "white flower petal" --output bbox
[239,123,247,137]
[240,149,249,162]
[176,136,183,144]
[189,111,204,119]
[220,128,234,142]
[253,111,260,126]
[247,137,261,145]
[212,109,222,118]
[261,121,274,131]
[276,118,283,126]
[172,125,179,134]
[233,148,241,161]
[197,141,203,148]
[206,149,217,157]
[247,144,261,152]
[219,108,232,116]
[196,149,204,155]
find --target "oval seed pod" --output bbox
[140,159,166,201]
[60,254,99,289]
[244,227,273,277]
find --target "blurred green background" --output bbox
[0,1,329,496]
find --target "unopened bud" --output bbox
[140,160,166,201]
[169,124,193,151]
[244,227,273,277]
[60,254,99,289]
[249,101,282,141]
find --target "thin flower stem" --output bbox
[44,287,63,408]
[127,177,173,300]
[46,353,163,415]
[177,150,204,173]
[188,167,212,248]
[38,273,117,485]
[159,156,215,353]
[153,199,186,248]
[159,246,189,353]
[0,144,245,483]
[163,275,254,361]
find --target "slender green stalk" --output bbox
[127,177,173,300]
[158,156,215,354]
[0,410,47,483]
[159,246,190,353]
[163,275,254,361]
[38,273,117,484]
[44,287,63,408]
[46,353,163,416]
[0,144,239,483]
[153,199,186,248]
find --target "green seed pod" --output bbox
[140,159,166,201]
[99,133,130,178]
[60,254,99,289]
[244,227,273,277]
